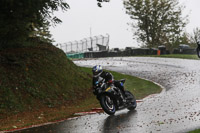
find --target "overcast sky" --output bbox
[50,0,200,49]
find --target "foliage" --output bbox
[190,27,200,44]
[180,32,190,44]
[124,0,188,51]
[97,0,110,7]
[179,27,200,48]
[0,0,69,49]
[179,32,196,48]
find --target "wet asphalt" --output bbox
[12,57,200,133]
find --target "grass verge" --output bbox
[189,129,200,133]
[141,54,199,60]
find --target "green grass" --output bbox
[80,67,162,100]
[0,44,91,115]
[141,54,199,60]
[189,129,200,133]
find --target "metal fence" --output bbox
[56,34,110,54]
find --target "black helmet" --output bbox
[92,65,103,76]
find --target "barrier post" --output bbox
[157,50,161,56]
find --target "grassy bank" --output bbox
[142,54,199,60]
[0,45,162,131]
[0,44,92,113]
[0,44,92,131]
[189,129,200,133]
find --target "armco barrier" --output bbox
[66,53,84,59]
[83,48,159,58]
[172,48,196,54]
[68,48,197,59]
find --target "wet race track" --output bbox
[13,57,200,133]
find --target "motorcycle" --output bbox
[93,77,137,115]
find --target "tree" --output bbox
[184,27,200,48]
[180,32,190,44]
[124,0,188,51]
[191,27,200,44]
[0,0,69,49]
[97,0,110,7]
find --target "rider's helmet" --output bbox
[92,65,103,77]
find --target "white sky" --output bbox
[50,0,200,49]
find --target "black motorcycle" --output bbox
[197,41,200,58]
[93,77,137,115]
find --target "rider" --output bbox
[92,65,126,102]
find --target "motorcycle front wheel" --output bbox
[100,94,116,115]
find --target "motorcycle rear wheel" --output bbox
[100,94,116,115]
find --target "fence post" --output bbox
[84,38,87,52]
[86,39,88,52]
[75,41,78,53]
[70,42,73,53]
[90,37,93,51]
[80,40,84,52]
[106,34,110,51]
[100,35,104,46]
[94,36,98,51]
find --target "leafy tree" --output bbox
[97,0,110,7]
[184,27,200,48]
[180,32,190,44]
[124,0,188,51]
[0,0,69,49]
[178,32,196,48]
[191,27,200,44]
